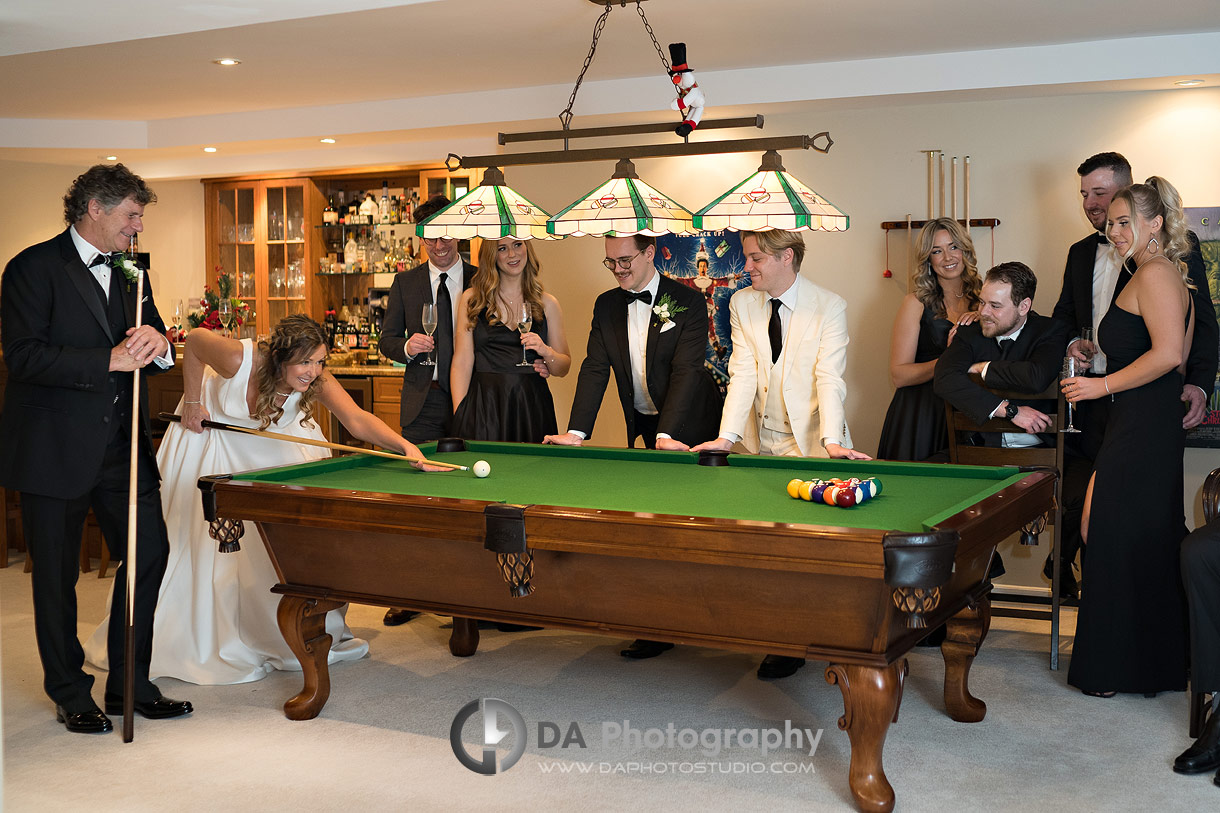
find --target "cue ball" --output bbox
[472,460,491,478]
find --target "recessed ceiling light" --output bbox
[203,147,218,153]
[1175,79,1204,87]
[105,155,118,161]
[213,58,241,66]
[320,137,336,144]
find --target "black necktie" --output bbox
[997,337,1015,359]
[434,272,453,389]
[624,290,652,305]
[90,253,112,268]
[768,298,783,363]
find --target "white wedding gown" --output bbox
[84,340,368,684]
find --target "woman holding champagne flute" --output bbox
[450,237,570,442]
[1061,177,1195,697]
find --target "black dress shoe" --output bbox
[1174,709,1220,774]
[104,694,193,720]
[757,654,806,680]
[1042,556,1080,599]
[620,640,674,660]
[383,608,418,626]
[55,705,113,734]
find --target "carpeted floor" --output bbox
[1,554,1214,812]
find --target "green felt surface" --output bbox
[232,441,1024,533]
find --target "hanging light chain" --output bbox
[559,4,613,131]
[635,1,670,73]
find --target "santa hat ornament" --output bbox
[667,42,705,138]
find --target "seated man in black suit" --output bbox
[545,234,722,660]
[1174,517,1220,784]
[935,261,1068,447]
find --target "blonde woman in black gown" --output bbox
[877,217,982,461]
[1063,177,1195,697]
[451,237,571,442]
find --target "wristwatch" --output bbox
[1004,402,1019,420]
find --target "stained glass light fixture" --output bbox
[546,158,694,237]
[416,167,558,240]
[693,150,849,233]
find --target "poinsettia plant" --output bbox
[188,266,252,333]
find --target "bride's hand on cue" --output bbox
[400,440,448,472]
[182,402,210,433]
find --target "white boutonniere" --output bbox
[652,293,686,333]
[113,253,141,291]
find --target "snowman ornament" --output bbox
[668,42,705,138]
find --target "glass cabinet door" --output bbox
[215,186,257,339]
[264,184,308,329]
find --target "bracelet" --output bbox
[1103,376,1111,394]
[184,400,201,405]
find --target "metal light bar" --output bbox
[448,132,833,171]
[499,115,765,145]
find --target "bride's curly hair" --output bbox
[253,314,328,430]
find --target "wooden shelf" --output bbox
[881,218,1000,230]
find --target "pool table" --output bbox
[199,440,1054,813]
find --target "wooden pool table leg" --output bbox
[825,659,907,813]
[277,595,343,720]
[449,617,480,657]
[941,595,992,722]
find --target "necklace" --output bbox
[275,391,292,398]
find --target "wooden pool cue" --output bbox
[122,244,141,743]
[156,413,469,470]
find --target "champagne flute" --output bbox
[1060,356,1081,433]
[1079,326,1096,371]
[218,298,233,338]
[516,302,533,367]
[420,303,437,366]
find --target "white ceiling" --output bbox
[2,0,1218,178]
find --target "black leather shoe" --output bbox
[104,694,193,719]
[55,705,113,734]
[1174,708,1220,774]
[757,655,806,680]
[620,640,675,660]
[383,608,418,626]
[1042,556,1080,599]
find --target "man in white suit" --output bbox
[694,229,869,679]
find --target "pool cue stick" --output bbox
[156,413,469,470]
[122,241,142,743]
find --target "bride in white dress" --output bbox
[85,315,433,684]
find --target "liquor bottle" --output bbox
[359,192,378,224]
[390,195,400,224]
[367,321,381,364]
[323,197,338,225]
[344,232,358,273]
[379,181,391,224]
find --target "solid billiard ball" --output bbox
[473,460,491,478]
[836,488,857,507]
[787,479,804,499]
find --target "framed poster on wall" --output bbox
[1185,205,1220,448]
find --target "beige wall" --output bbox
[3,86,1218,543]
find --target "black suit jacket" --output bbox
[0,228,168,499]
[379,260,475,428]
[567,274,721,446]
[1053,230,1217,393]
[934,310,1068,427]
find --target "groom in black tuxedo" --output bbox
[545,234,721,452]
[0,164,192,733]
[545,234,721,660]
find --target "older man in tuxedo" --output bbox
[0,164,192,733]
[1051,152,1217,595]
[545,235,722,660]
[378,194,476,627]
[693,229,869,679]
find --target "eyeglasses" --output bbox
[602,249,646,271]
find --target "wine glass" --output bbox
[420,303,437,366]
[218,298,233,337]
[1060,356,1081,433]
[172,298,185,340]
[516,302,533,367]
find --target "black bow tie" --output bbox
[89,253,113,268]
[624,290,652,305]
